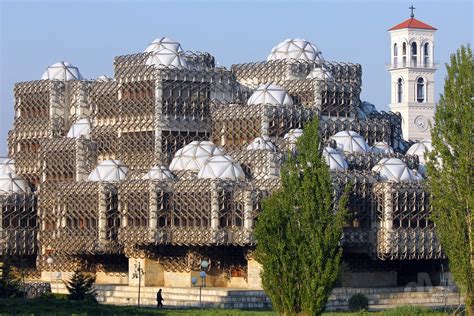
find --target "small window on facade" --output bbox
[417,78,425,103]
[424,43,429,66]
[411,42,418,66]
[393,44,398,67]
[397,78,403,103]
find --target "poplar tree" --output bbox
[426,45,473,316]
[254,117,347,315]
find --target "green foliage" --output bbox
[348,293,368,312]
[254,117,347,315]
[426,45,473,316]
[64,270,97,301]
[0,258,23,299]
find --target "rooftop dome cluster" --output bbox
[170,141,245,180]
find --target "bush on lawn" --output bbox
[348,293,369,312]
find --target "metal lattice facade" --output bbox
[0,38,442,281]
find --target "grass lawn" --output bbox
[0,298,450,315]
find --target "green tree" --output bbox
[65,270,97,301]
[427,45,473,316]
[254,117,347,315]
[0,258,22,298]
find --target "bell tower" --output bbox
[388,6,437,141]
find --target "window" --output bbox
[424,43,430,66]
[411,42,418,67]
[393,44,398,67]
[397,78,403,103]
[402,43,407,67]
[417,78,425,103]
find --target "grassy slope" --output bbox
[0,299,449,315]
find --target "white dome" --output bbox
[371,141,395,154]
[247,84,293,106]
[169,141,225,172]
[267,38,324,62]
[198,155,245,180]
[0,158,15,175]
[330,131,369,153]
[406,140,432,165]
[97,75,113,82]
[406,140,433,175]
[323,147,348,171]
[41,61,83,81]
[0,173,30,194]
[145,48,188,69]
[284,129,304,143]
[372,158,415,182]
[246,137,276,152]
[144,37,183,53]
[67,119,90,139]
[306,67,333,80]
[88,160,129,182]
[142,165,174,180]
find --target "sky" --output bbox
[0,0,472,156]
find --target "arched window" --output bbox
[397,78,403,103]
[402,43,407,67]
[424,43,430,66]
[393,44,398,67]
[411,42,418,66]
[417,78,425,102]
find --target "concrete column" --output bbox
[210,181,220,233]
[261,105,270,138]
[97,184,108,247]
[244,190,253,231]
[149,182,157,240]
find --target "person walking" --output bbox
[156,289,164,308]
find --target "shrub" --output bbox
[348,293,369,312]
[64,270,97,302]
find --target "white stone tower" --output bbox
[388,6,437,141]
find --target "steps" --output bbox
[48,282,463,311]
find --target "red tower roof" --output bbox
[388,18,437,31]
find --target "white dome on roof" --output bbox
[67,119,90,139]
[0,158,15,175]
[306,67,333,80]
[142,165,174,180]
[145,48,188,69]
[198,155,245,180]
[41,62,83,81]
[406,140,432,165]
[88,160,129,182]
[406,140,433,175]
[330,131,369,153]
[372,158,415,182]
[267,38,324,62]
[169,141,225,172]
[246,137,276,152]
[0,173,30,194]
[145,37,183,53]
[323,147,348,171]
[371,141,394,154]
[247,84,293,106]
[97,75,113,82]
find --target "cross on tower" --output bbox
[409,5,415,18]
